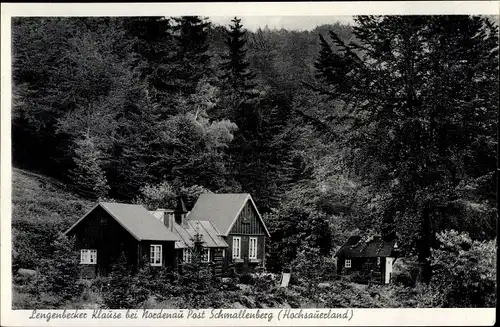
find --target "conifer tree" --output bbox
[169,16,212,96]
[175,232,224,308]
[220,17,256,93]
[102,253,136,309]
[41,234,83,302]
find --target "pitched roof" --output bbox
[187,193,270,237]
[65,202,179,242]
[335,235,398,258]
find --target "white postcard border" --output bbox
[1,2,498,327]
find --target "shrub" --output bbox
[102,253,142,309]
[238,273,254,285]
[430,230,496,307]
[90,276,109,293]
[16,234,85,308]
[321,281,375,308]
[40,235,84,302]
[266,205,334,272]
[392,256,420,287]
[171,243,226,308]
[132,261,177,306]
[12,286,40,309]
[274,287,302,308]
[252,272,276,293]
[174,260,225,308]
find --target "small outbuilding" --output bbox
[335,234,399,284]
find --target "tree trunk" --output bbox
[417,203,433,283]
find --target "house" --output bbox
[64,202,179,278]
[335,234,399,284]
[64,193,270,278]
[187,193,271,273]
[148,197,228,275]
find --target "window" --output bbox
[80,249,97,264]
[183,248,192,263]
[345,259,351,268]
[202,248,210,262]
[232,236,241,259]
[150,245,162,266]
[249,237,258,259]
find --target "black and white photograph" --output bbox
[0,2,498,326]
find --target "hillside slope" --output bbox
[12,168,94,270]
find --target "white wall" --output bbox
[385,257,394,284]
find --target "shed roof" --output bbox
[65,202,179,242]
[148,209,228,249]
[335,235,398,258]
[187,193,270,237]
[172,220,228,249]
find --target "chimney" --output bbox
[174,196,188,227]
[163,210,174,231]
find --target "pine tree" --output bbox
[169,16,212,96]
[220,17,256,93]
[70,136,110,199]
[102,253,136,309]
[41,234,83,303]
[175,232,224,308]
[123,17,171,70]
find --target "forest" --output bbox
[11,15,498,309]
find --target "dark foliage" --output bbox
[312,15,498,282]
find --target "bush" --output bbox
[392,256,420,287]
[40,235,84,302]
[90,276,109,292]
[174,260,225,308]
[14,234,84,308]
[364,283,441,308]
[12,286,40,309]
[238,273,254,285]
[102,253,144,309]
[321,281,375,308]
[430,230,496,307]
[266,205,334,272]
[252,272,276,293]
[133,261,177,305]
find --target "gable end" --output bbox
[226,196,270,237]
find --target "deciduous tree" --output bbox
[313,15,498,281]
